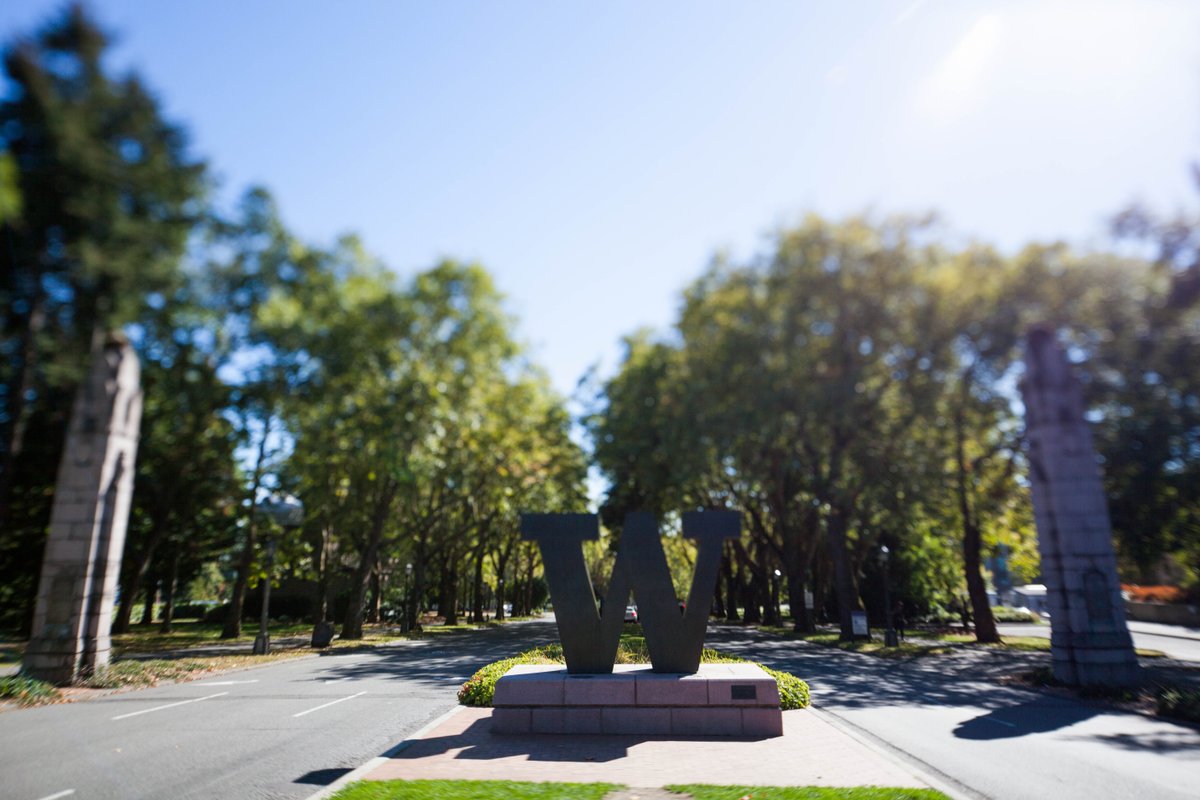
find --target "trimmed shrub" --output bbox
[457,641,811,711]
[991,606,1042,623]
[761,664,811,710]
[457,645,561,706]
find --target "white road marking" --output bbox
[198,679,259,686]
[111,692,229,721]
[293,691,366,718]
[985,717,1016,727]
[35,790,76,800]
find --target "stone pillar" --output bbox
[1021,327,1139,687]
[25,335,142,684]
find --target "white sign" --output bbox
[851,611,869,637]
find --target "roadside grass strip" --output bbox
[0,674,61,706]
[327,781,949,800]
[758,627,1171,660]
[667,786,950,799]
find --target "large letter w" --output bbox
[520,511,739,674]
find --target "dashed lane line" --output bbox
[197,679,260,686]
[34,789,76,800]
[293,691,367,718]
[111,691,229,721]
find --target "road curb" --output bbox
[303,704,466,800]
[809,705,984,800]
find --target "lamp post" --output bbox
[881,545,898,647]
[772,569,782,625]
[253,493,304,655]
[402,562,413,633]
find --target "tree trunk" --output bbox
[140,575,158,625]
[493,545,510,621]
[222,417,273,639]
[722,546,740,621]
[956,410,1000,644]
[313,523,332,623]
[406,534,428,632]
[759,569,777,626]
[366,558,381,624]
[962,517,999,642]
[440,554,459,625]
[342,482,396,640]
[522,544,537,616]
[470,546,485,623]
[827,507,858,641]
[113,531,162,635]
[159,551,180,633]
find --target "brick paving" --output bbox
[361,705,930,790]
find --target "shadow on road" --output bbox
[309,619,560,691]
[390,715,766,764]
[293,768,353,785]
[402,716,629,763]
[704,624,1047,713]
[953,700,1101,740]
[1080,730,1200,753]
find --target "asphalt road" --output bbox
[5,618,1199,800]
[0,619,557,800]
[706,624,1200,800]
[996,621,1200,662]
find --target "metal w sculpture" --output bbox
[520,510,739,674]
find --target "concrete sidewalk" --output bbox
[352,705,937,791]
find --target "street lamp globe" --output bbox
[261,493,305,528]
[253,493,304,655]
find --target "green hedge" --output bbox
[457,639,810,711]
[990,606,1042,623]
[457,645,562,706]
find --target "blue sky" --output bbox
[4,0,1199,400]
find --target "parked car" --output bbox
[624,605,638,623]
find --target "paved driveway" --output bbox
[706,624,1200,800]
[0,619,558,800]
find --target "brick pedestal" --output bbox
[492,663,783,738]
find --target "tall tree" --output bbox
[0,4,205,630]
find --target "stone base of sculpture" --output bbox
[491,663,782,737]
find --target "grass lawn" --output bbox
[760,627,1166,660]
[328,781,950,800]
[668,787,949,800]
[759,629,961,659]
[111,620,316,654]
[110,615,533,656]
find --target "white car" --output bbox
[624,605,638,623]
